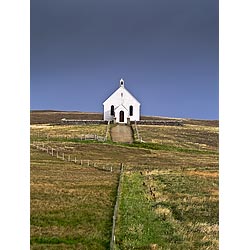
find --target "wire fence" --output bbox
[32,133,107,141]
[31,142,117,172]
[31,140,190,173]
[133,120,143,142]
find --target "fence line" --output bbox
[31,142,115,172]
[134,121,143,142]
[32,142,184,171]
[32,133,107,142]
[110,163,124,250]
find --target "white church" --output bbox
[103,79,140,124]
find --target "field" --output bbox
[30,112,219,249]
[30,149,118,250]
[116,170,218,250]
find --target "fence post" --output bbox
[68,155,71,162]
[51,148,54,156]
[88,160,90,166]
[80,160,83,165]
[74,157,77,163]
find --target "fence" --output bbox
[133,120,143,142]
[31,133,107,142]
[31,140,192,174]
[31,141,127,249]
[110,163,124,250]
[31,142,116,172]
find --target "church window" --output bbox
[121,93,123,97]
[111,105,115,116]
[129,105,133,116]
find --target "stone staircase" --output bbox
[110,124,134,143]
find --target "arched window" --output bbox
[129,105,133,116]
[110,105,115,116]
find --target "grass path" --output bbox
[115,172,179,249]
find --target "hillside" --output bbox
[30,112,219,249]
[30,110,219,127]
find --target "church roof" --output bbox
[103,79,140,105]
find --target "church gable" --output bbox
[103,79,140,106]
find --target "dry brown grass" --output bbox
[31,140,218,172]
[186,170,219,178]
[30,124,107,138]
[136,124,218,151]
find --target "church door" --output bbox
[119,111,124,122]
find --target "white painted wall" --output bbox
[103,79,140,123]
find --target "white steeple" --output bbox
[120,78,125,88]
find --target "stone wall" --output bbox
[60,119,183,126]
[61,119,108,125]
[131,120,183,126]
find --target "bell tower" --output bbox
[120,78,125,88]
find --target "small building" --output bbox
[103,79,140,124]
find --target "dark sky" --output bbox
[30,0,218,119]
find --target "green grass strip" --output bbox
[115,173,182,249]
[124,141,218,155]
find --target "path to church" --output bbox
[110,124,134,143]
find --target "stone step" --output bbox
[110,125,134,143]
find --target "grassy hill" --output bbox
[30,110,104,124]
[30,110,218,127]
[30,111,219,249]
